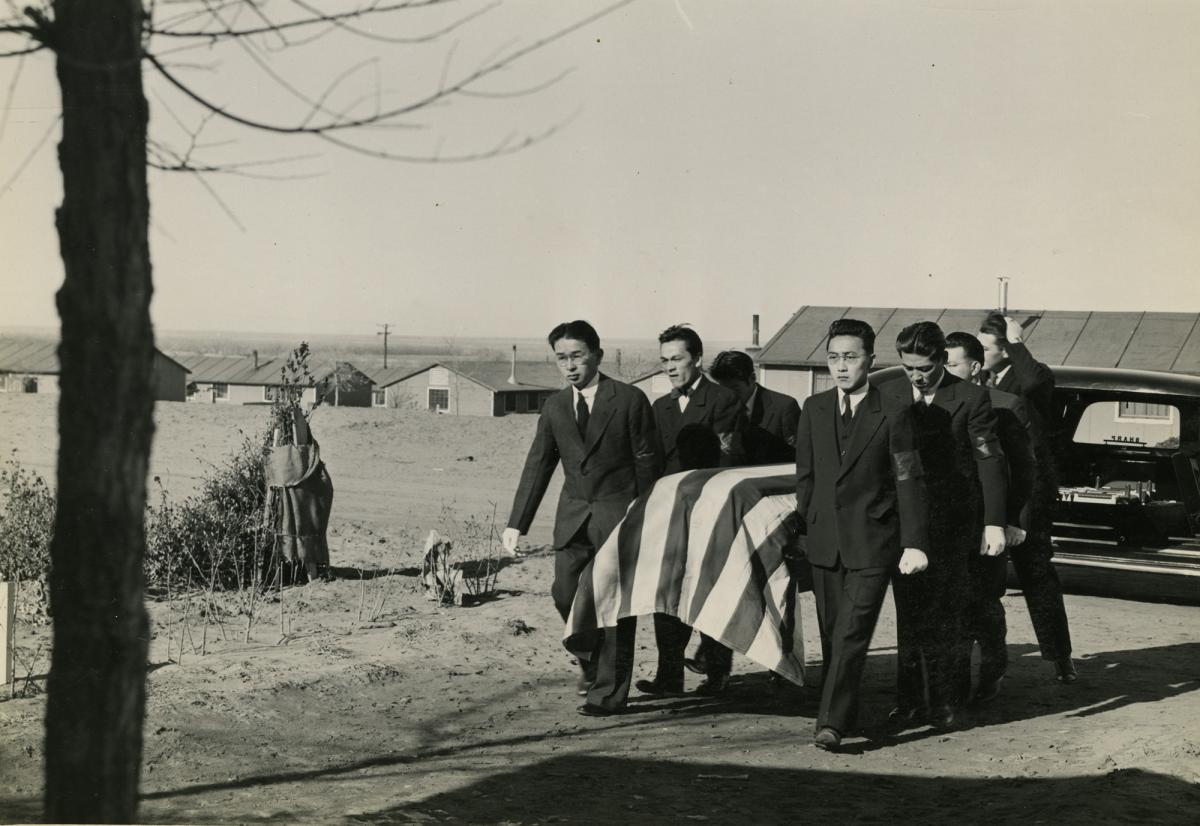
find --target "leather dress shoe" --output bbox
[684,655,708,676]
[974,674,1004,705]
[635,677,685,697]
[695,673,730,697]
[1055,657,1078,684]
[928,705,960,731]
[577,703,622,717]
[813,726,842,751]
[887,705,924,729]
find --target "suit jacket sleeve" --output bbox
[714,391,747,468]
[1007,341,1056,423]
[794,403,814,530]
[630,390,664,494]
[782,397,801,450]
[1001,398,1037,529]
[968,390,1008,527]
[506,407,561,533]
[888,403,929,552]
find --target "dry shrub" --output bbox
[0,455,53,620]
[144,431,274,594]
[0,455,53,584]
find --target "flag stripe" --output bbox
[565,465,807,684]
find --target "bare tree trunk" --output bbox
[44,1,153,822]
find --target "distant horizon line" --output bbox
[0,323,752,347]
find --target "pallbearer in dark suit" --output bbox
[795,319,929,751]
[686,349,802,682]
[503,321,662,712]
[884,321,1008,731]
[636,325,746,698]
[709,350,801,466]
[945,331,1036,704]
[978,314,1076,683]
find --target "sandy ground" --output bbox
[1,394,1198,824]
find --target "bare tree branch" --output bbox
[314,106,580,164]
[283,0,500,46]
[457,66,575,100]
[0,41,44,58]
[0,50,24,142]
[148,148,324,180]
[191,0,357,122]
[0,112,58,199]
[145,0,636,136]
[147,0,463,40]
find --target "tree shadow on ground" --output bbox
[8,641,1192,821]
[5,760,1195,825]
[348,756,1199,825]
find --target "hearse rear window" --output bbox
[1072,400,1179,447]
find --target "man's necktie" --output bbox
[669,385,691,400]
[841,394,853,428]
[576,393,589,439]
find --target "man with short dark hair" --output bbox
[637,324,746,698]
[977,314,1076,683]
[884,321,1007,730]
[945,331,1035,703]
[504,320,662,713]
[686,349,802,681]
[796,318,929,750]
[708,350,801,465]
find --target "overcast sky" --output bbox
[1,0,1197,346]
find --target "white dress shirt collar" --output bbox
[837,383,869,413]
[678,374,703,411]
[744,385,759,416]
[573,372,600,411]
[911,371,946,405]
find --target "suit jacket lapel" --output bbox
[996,366,1017,395]
[932,372,965,416]
[582,375,617,456]
[679,377,710,427]
[558,387,585,451]
[750,387,766,427]
[837,386,884,479]
[813,392,839,467]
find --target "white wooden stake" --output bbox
[1,581,14,686]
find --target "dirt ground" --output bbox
[1,394,1198,825]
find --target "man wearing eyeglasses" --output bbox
[795,318,929,751]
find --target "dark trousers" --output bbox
[1010,531,1072,660]
[811,560,890,734]
[893,545,969,711]
[651,614,691,688]
[689,634,734,677]
[556,519,636,711]
[957,551,1009,698]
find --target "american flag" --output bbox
[565,464,808,685]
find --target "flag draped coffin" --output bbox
[565,464,807,685]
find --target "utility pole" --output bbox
[377,323,393,369]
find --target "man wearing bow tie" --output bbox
[635,324,746,698]
[503,320,662,712]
